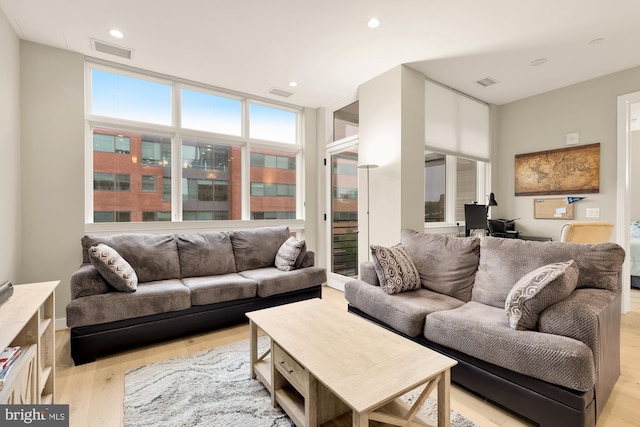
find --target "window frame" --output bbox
[84,61,305,232]
[423,151,489,228]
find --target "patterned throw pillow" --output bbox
[505,260,578,330]
[370,244,421,295]
[631,221,640,238]
[275,237,306,271]
[89,243,138,292]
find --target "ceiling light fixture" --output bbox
[367,17,381,29]
[530,58,548,67]
[288,81,298,87]
[109,29,124,39]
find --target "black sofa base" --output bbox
[70,285,322,365]
[348,304,595,427]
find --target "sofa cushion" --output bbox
[88,244,138,292]
[181,274,257,306]
[177,232,237,277]
[370,244,421,294]
[472,237,625,309]
[425,301,596,391]
[345,279,465,337]
[275,236,306,271]
[239,266,326,297]
[82,234,181,283]
[66,279,191,328]
[401,229,480,302]
[230,226,291,271]
[505,260,579,330]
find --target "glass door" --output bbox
[330,150,359,279]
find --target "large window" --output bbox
[424,154,446,222]
[424,152,485,224]
[181,89,242,135]
[92,129,171,222]
[333,101,359,141]
[87,65,302,224]
[91,69,171,125]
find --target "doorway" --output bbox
[616,92,640,313]
[325,147,360,290]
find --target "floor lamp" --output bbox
[357,164,378,261]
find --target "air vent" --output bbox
[476,77,498,87]
[267,87,294,98]
[91,38,133,59]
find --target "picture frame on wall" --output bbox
[514,143,600,196]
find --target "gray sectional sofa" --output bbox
[66,226,326,365]
[345,229,625,427]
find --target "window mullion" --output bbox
[445,155,457,224]
[242,99,250,220]
[172,84,182,222]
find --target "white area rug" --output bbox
[124,337,479,427]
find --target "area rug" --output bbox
[124,337,479,427]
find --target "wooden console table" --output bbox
[247,298,457,427]
[0,281,59,404]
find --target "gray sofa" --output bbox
[66,226,326,365]
[345,229,625,427]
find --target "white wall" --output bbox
[20,41,85,321]
[358,65,424,257]
[302,107,320,254]
[496,65,640,241]
[0,8,21,282]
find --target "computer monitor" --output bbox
[464,203,488,237]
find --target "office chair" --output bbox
[560,221,614,243]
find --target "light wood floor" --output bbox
[55,287,640,427]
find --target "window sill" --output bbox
[84,218,306,235]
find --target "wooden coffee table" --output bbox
[247,298,457,427]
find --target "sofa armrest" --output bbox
[298,250,315,268]
[70,264,111,299]
[538,288,620,417]
[360,261,379,286]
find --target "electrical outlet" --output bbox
[586,208,600,218]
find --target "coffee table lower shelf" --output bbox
[247,299,456,427]
[252,339,435,427]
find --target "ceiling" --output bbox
[3,0,640,109]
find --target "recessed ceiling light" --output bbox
[530,58,548,67]
[288,81,298,87]
[589,38,604,45]
[109,29,124,39]
[367,17,381,29]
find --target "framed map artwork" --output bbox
[514,143,600,196]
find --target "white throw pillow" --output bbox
[89,243,138,292]
[275,237,306,271]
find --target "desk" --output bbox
[490,232,551,241]
[519,235,552,241]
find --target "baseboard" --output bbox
[56,317,68,331]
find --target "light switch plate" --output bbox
[566,132,579,145]
[586,208,600,218]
